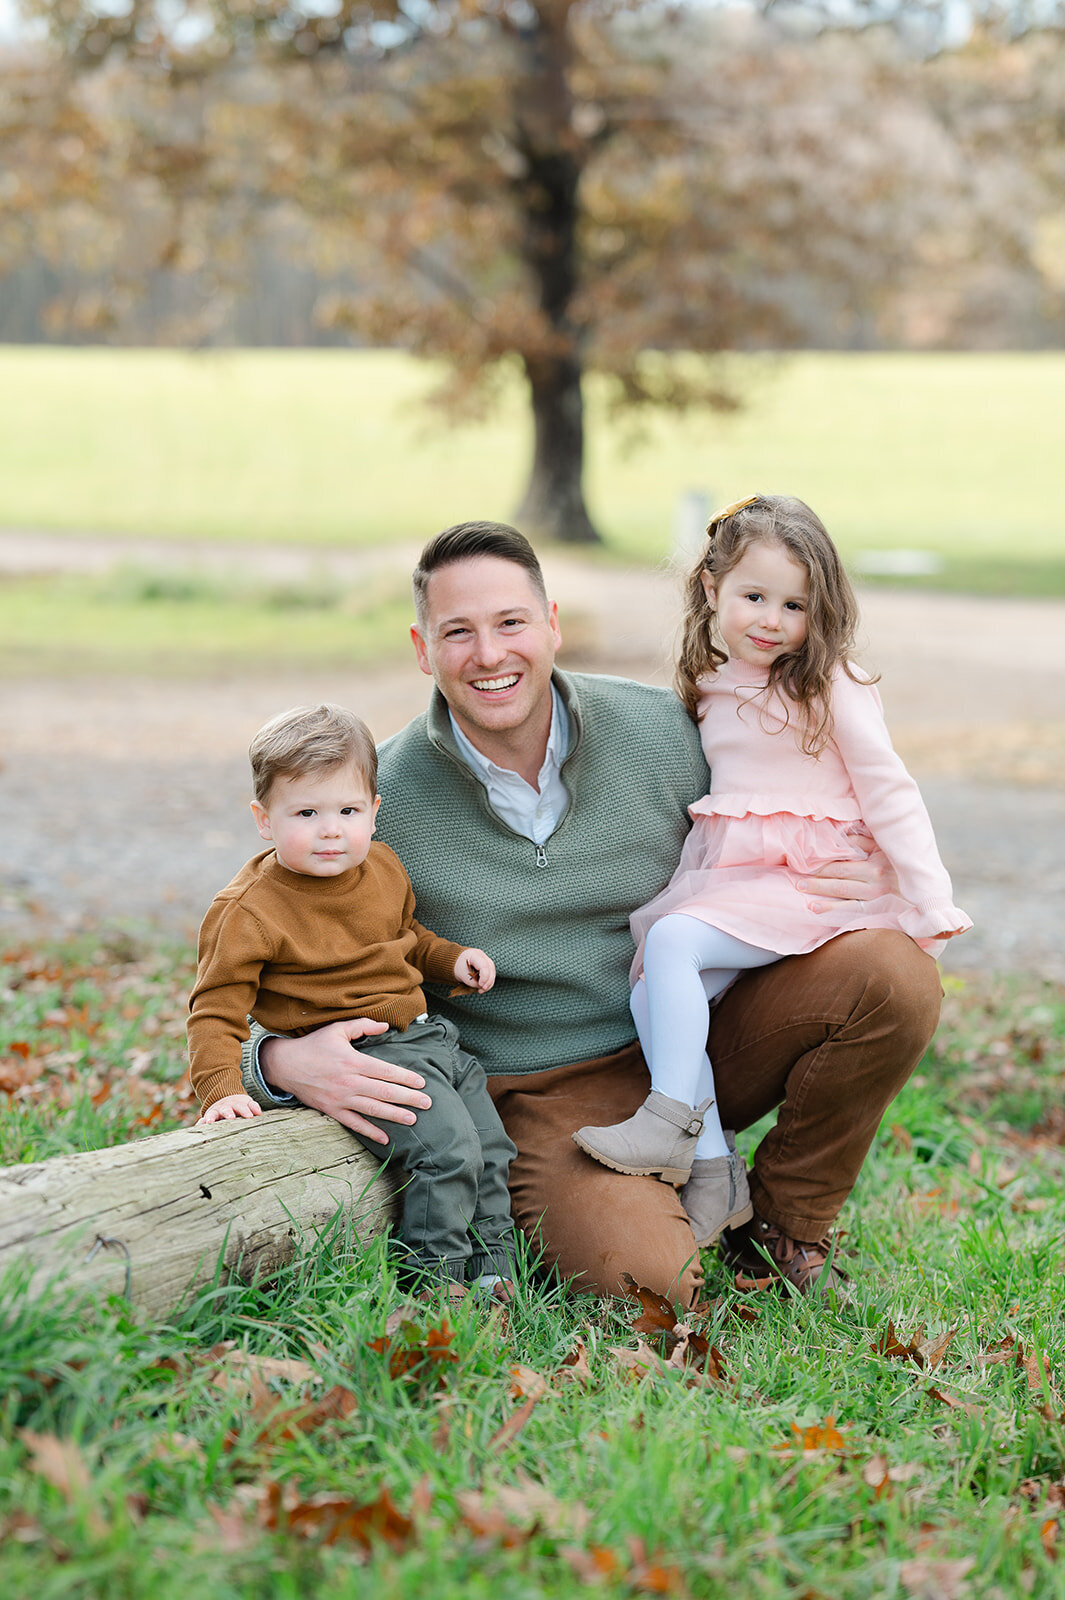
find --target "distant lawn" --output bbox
[1,347,1064,593]
[0,566,414,678]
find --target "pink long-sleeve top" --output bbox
[694,658,970,941]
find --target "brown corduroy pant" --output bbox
[487,930,942,1308]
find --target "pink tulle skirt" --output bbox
[630,808,950,982]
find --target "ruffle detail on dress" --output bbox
[897,902,974,942]
[689,794,864,825]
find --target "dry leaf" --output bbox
[898,1554,974,1599]
[509,1363,552,1402]
[561,1544,621,1583]
[557,1340,594,1386]
[18,1428,92,1497]
[260,1481,417,1551]
[621,1274,681,1347]
[456,1490,534,1549]
[610,1342,661,1382]
[367,1316,459,1388]
[1041,1518,1059,1559]
[488,1393,540,1453]
[776,1416,850,1454]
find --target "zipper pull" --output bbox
[535,844,548,868]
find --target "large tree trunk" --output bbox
[512,9,601,546]
[0,1109,399,1321]
[513,355,600,544]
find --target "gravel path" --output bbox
[1,532,1063,980]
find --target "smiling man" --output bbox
[243,521,942,1303]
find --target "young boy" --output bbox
[187,702,518,1294]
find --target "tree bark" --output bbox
[513,355,600,544]
[0,1109,400,1320]
[511,10,601,545]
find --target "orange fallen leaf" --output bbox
[557,1340,594,1386]
[509,1363,552,1402]
[260,1481,417,1551]
[488,1394,541,1454]
[775,1416,849,1453]
[1041,1518,1059,1559]
[620,1274,681,1345]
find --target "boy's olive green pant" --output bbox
[353,1015,518,1286]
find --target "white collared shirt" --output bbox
[448,684,571,845]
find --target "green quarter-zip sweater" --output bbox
[373,670,710,1077]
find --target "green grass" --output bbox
[0,564,415,676]
[1,348,1064,591]
[3,939,1065,1596]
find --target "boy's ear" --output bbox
[371,794,382,834]
[250,799,273,842]
[699,569,717,609]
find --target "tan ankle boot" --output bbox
[680,1135,753,1245]
[572,1093,711,1185]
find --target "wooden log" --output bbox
[0,1109,401,1320]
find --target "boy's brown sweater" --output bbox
[188,842,468,1110]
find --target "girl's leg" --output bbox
[575,915,777,1181]
[638,915,779,1154]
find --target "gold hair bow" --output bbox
[705,495,759,537]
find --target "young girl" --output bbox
[574,494,970,1247]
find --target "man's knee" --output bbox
[837,932,943,1066]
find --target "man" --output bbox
[242,522,941,1304]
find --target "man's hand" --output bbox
[455,947,496,993]
[797,827,898,916]
[259,1018,432,1144]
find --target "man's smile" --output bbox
[471,674,521,692]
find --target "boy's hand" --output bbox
[196,1093,262,1127]
[454,948,496,992]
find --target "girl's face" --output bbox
[701,540,809,667]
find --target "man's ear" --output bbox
[410,623,433,678]
[250,799,273,842]
[548,599,562,652]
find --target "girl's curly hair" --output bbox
[675,494,871,754]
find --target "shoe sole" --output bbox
[689,1199,754,1248]
[571,1130,690,1186]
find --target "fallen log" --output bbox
[0,1109,401,1320]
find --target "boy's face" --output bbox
[251,765,381,878]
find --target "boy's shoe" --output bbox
[679,1141,754,1246]
[718,1213,845,1295]
[572,1093,711,1185]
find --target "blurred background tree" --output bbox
[2,1,1063,541]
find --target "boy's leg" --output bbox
[708,930,942,1242]
[355,1020,487,1285]
[441,1022,519,1281]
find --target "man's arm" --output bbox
[244,1020,432,1144]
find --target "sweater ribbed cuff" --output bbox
[240,1021,299,1110]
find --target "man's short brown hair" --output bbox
[411,520,549,628]
[249,703,378,805]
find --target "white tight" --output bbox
[631,913,780,1159]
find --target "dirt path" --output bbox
[1,532,1063,980]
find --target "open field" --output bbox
[2,348,1064,593]
[1,941,1064,1598]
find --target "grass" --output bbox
[2,938,1065,1596]
[1,347,1064,591]
[0,564,414,677]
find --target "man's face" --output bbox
[411,556,562,751]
